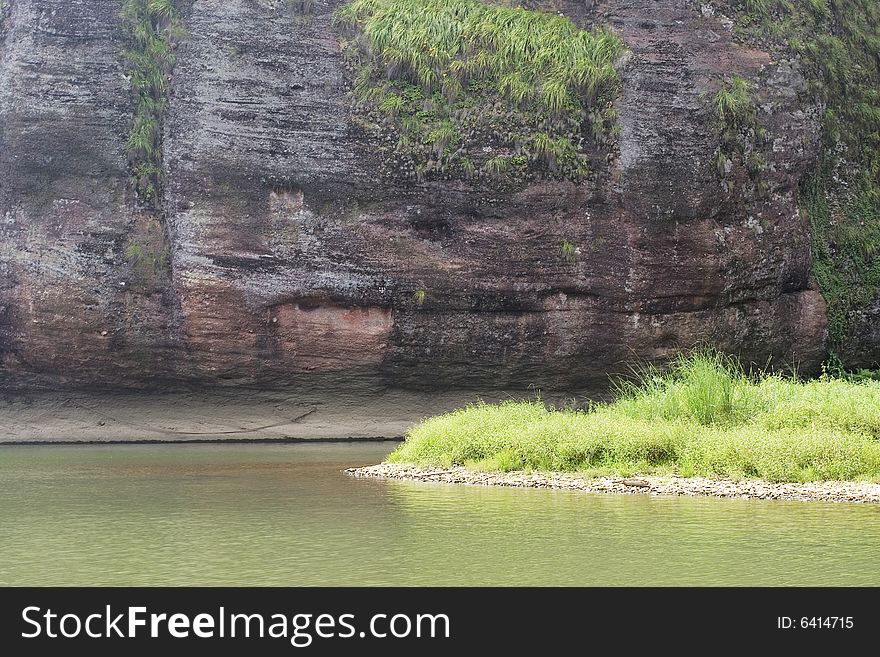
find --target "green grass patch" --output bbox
[389,350,880,483]
[714,75,755,127]
[333,0,624,184]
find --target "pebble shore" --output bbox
[347,463,880,504]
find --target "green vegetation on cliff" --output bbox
[389,351,880,483]
[333,0,624,184]
[718,0,880,360]
[121,0,184,207]
[713,74,767,188]
[804,163,880,353]
[729,0,879,168]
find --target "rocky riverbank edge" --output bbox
[346,463,880,504]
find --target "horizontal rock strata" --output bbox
[1,0,857,400]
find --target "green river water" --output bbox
[1,442,878,586]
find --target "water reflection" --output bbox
[0,443,877,586]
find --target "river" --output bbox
[1,443,878,585]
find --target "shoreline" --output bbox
[347,463,880,504]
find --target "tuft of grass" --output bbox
[531,132,587,177]
[611,350,745,426]
[413,288,427,305]
[712,74,765,189]
[714,75,755,127]
[560,239,577,263]
[389,349,880,483]
[482,155,513,177]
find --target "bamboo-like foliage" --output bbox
[122,0,183,207]
[335,0,623,116]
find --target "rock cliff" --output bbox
[1,0,863,399]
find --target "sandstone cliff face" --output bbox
[0,0,179,387]
[0,0,839,395]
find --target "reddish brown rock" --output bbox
[0,0,844,399]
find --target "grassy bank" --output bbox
[388,352,880,483]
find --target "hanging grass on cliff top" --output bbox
[334,0,624,114]
[388,351,880,483]
[332,0,624,182]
